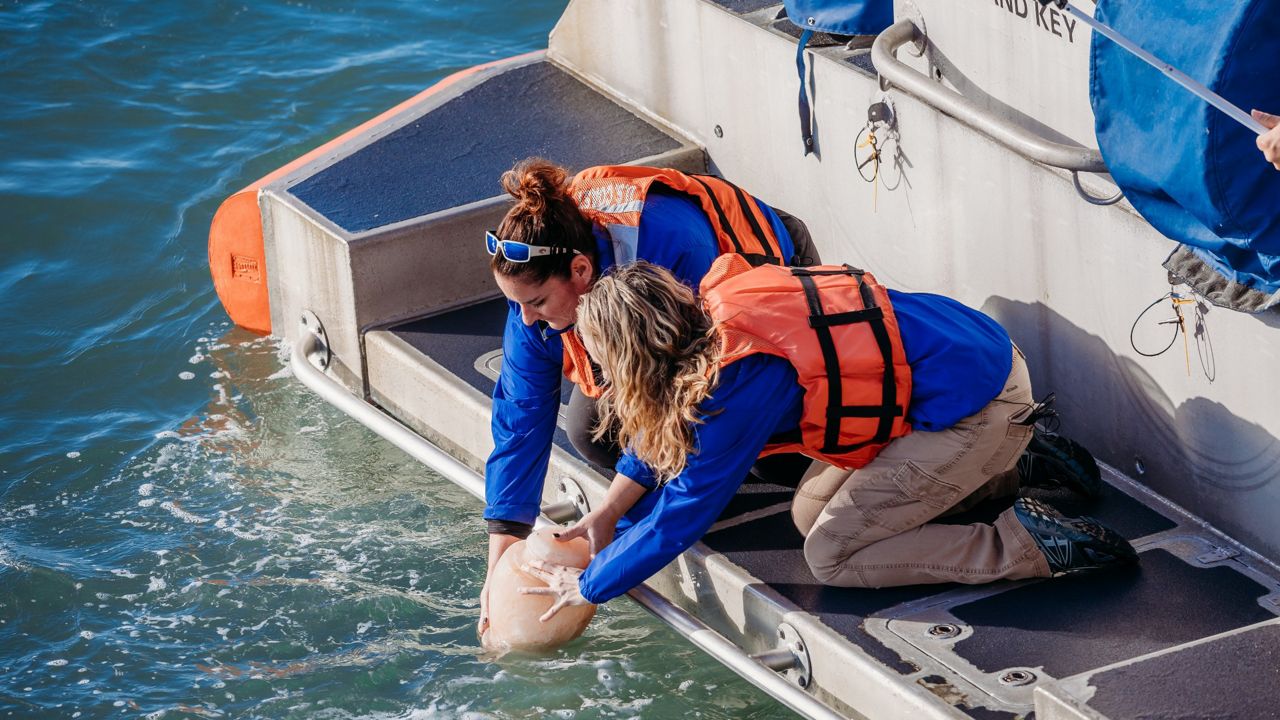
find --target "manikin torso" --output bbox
[482,529,596,654]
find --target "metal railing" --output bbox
[290,331,847,720]
[871,18,1108,174]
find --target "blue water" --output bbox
[0,3,782,717]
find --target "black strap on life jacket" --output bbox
[791,265,903,453]
[689,175,782,267]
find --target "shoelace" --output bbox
[1017,392,1062,435]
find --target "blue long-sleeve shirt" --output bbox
[484,189,795,526]
[577,292,1013,604]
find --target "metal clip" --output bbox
[1196,545,1240,565]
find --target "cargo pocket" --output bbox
[981,421,1034,476]
[858,462,963,534]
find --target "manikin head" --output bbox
[489,158,599,331]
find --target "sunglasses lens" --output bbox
[502,241,530,262]
[485,231,500,256]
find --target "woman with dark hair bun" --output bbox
[478,157,819,640]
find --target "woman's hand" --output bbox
[477,579,492,640]
[479,532,522,640]
[555,508,620,557]
[1254,110,1280,171]
[519,558,589,621]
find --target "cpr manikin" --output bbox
[481,529,595,654]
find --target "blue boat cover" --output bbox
[1090,0,1280,310]
[783,0,892,35]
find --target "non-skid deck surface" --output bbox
[1086,622,1280,719]
[390,299,1276,718]
[289,60,682,234]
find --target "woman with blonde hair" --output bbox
[519,259,1136,612]
[477,157,819,638]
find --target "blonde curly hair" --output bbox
[575,262,723,483]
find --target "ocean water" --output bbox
[0,2,783,717]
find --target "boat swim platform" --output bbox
[246,7,1280,719]
[372,298,1280,720]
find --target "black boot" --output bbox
[1013,497,1137,576]
[1015,394,1103,500]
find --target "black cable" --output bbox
[1129,293,1182,357]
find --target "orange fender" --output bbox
[207,50,542,335]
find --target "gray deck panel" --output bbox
[1085,622,1280,720]
[289,60,681,234]
[950,549,1275,677]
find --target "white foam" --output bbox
[46,659,68,667]
[79,630,95,640]
[188,353,204,364]
[66,451,81,459]
[138,483,155,497]
[147,577,167,593]
[179,371,195,380]
[160,501,210,524]
[110,569,139,579]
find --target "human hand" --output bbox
[518,558,589,621]
[1252,110,1280,171]
[555,508,620,557]
[477,578,492,640]
[480,532,521,641]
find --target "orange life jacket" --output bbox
[562,166,791,398]
[701,254,913,470]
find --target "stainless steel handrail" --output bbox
[871,19,1108,173]
[290,333,846,720]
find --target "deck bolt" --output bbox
[927,623,960,639]
[714,124,724,138]
[999,670,1036,686]
[806,16,816,26]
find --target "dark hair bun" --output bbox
[501,158,569,217]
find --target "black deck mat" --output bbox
[392,298,510,398]
[390,298,582,459]
[950,549,1275,677]
[290,60,681,234]
[1086,622,1280,720]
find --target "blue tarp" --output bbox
[1090,0,1280,307]
[783,0,892,35]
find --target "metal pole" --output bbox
[1046,0,1266,135]
[871,20,1108,172]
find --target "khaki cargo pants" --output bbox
[793,347,1052,587]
